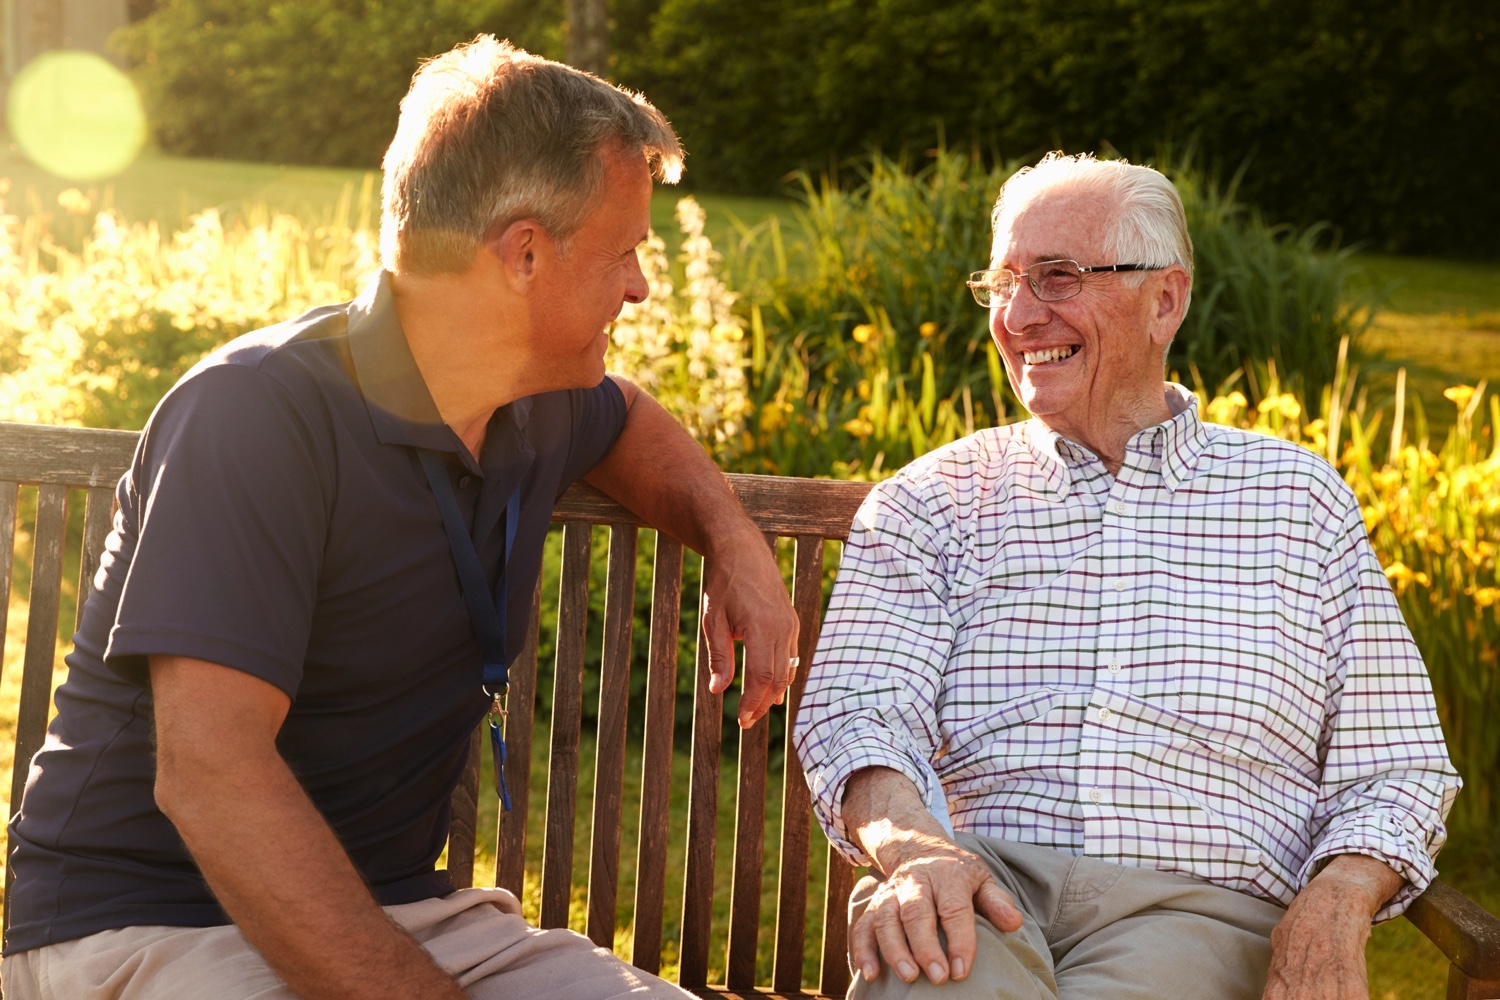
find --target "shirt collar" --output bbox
[346,271,534,462]
[1023,383,1209,496]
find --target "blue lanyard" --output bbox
[418,448,520,811]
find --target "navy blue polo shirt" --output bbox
[5,273,626,954]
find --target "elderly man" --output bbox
[4,38,797,1000]
[794,152,1459,1000]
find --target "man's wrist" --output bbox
[1305,854,1404,918]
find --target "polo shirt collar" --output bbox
[346,271,536,462]
[1024,382,1210,497]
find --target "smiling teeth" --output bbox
[1024,346,1078,365]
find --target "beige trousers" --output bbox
[2,886,693,1000]
[849,835,1288,1000]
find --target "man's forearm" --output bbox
[586,376,762,557]
[843,767,956,876]
[152,657,463,1000]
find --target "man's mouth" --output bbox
[1023,346,1079,366]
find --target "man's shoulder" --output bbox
[1196,423,1357,525]
[861,424,1031,522]
[185,301,353,385]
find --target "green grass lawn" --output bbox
[3,145,1496,995]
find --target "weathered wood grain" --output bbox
[495,577,543,895]
[771,536,825,994]
[5,484,68,932]
[540,521,591,930]
[446,728,482,889]
[554,477,872,540]
[0,422,136,487]
[1407,879,1500,981]
[820,846,857,998]
[75,485,114,633]
[586,525,637,948]
[631,532,684,974]
[0,482,17,683]
[679,562,723,990]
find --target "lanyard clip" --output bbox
[485,684,512,812]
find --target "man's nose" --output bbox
[624,251,648,304]
[999,276,1049,335]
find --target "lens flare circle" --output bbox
[6,51,147,182]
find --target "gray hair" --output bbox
[380,35,684,275]
[992,152,1193,310]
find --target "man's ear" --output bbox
[1149,267,1192,347]
[490,219,543,293]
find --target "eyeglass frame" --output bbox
[966,259,1170,308]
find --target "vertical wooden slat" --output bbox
[446,728,482,888]
[586,525,637,948]
[677,559,722,990]
[74,485,113,633]
[540,521,591,929]
[495,576,543,895]
[724,533,780,989]
[821,847,857,997]
[5,484,68,932]
[772,536,825,993]
[0,482,18,678]
[630,532,683,974]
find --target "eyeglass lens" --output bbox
[972,260,1084,306]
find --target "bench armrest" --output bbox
[1403,879,1500,980]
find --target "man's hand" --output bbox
[701,527,799,727]
[584,377,799,727]
[844,768,1024,986]
[1262,854,1403,1000]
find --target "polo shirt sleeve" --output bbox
[557,376,628,489]
[105,364,331,698]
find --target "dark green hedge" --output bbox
[115,0,562,168]
[613,0,1500,255]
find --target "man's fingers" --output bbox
[700,602,736,695]
[897,893,951,985]
[975,879,1024,933]
[737,631,790,727]
[849,912,884,982]
[871,898,922,984]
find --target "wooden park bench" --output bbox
[2,419,1499,1000]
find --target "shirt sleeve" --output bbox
[558,376,628,490]
[793,477,958,866]
[1300,493,1462,922]
[105,364,332,698]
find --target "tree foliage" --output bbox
[115,0,563,168]
[614,0,1500,254]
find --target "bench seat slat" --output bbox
[495,578,543,895]
[541,521,592,929]
[553,479,867,541]
[631,533,684,974]
[76,486,115,633]
[0,423,137,487]
[586,525,638,948]
[6,484,70,930]
[447,730,482,888]
[679,563,723,990]
[0,482,18,678]
[772,537,825,993]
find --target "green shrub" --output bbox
[114,0,563,168]
[616,0,1500,255]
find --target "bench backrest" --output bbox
[0,421,873,997]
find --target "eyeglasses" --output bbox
[966,259,1168,307]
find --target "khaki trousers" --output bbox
[2,886,693,1000]
[849,836,1287,1000]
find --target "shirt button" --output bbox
[1109,660,1123,673]
[458,475,473,488]
[1112,500,1128,514]
[1112,579,1127,592]
[1097,707,1113,723]
[1088,788,1104,803]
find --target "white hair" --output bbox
[992,152,1193,310]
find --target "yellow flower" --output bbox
[1443,385,1475,409]
[919,321,938,338]
[57,188,92,215]
[851,323,877,344]
[1384,561,1413,585]
[843,418,874,439]
[857,379,871,400]
[1474,587,1500,609]
[1414,571,1432,588]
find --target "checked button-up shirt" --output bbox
[794,386,1460,920]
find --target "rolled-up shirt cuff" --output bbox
[1299,809,1439,922]
[805,734,953,867]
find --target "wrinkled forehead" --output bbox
[990,185,1118,268]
